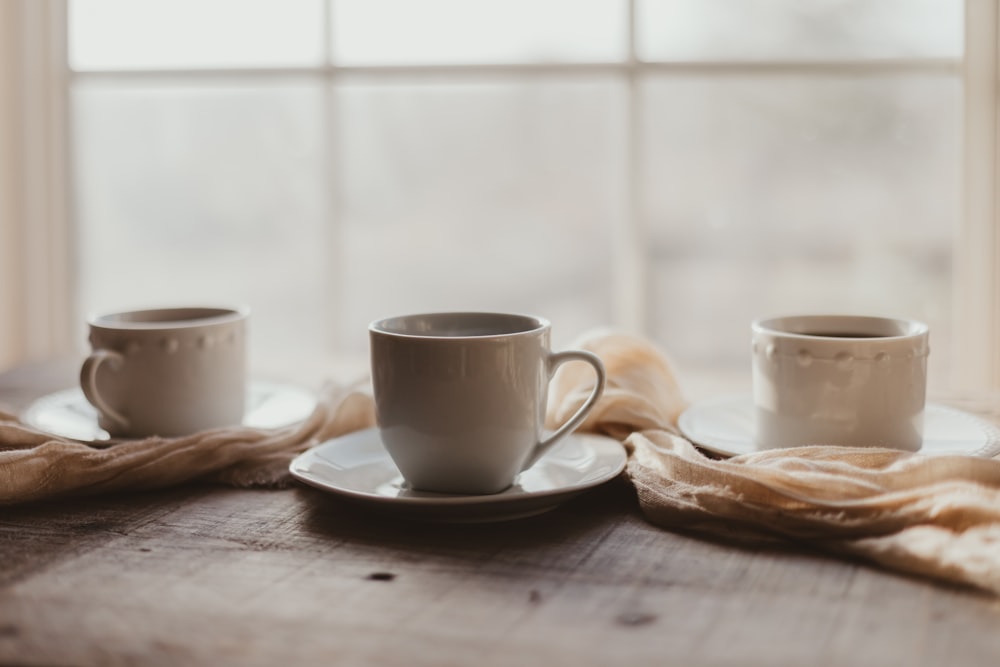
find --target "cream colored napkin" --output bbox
[4,333,1000,595]
[549,331,1000,596]
[0,382,374,504]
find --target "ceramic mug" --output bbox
[80,306,249,438]
[369,312,607,495]
[752,314,929,451]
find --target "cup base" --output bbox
[754,406,924,451]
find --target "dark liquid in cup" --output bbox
[801,331,885,339]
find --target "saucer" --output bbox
[289,428,627,523]
[21,381,317,443]
[678,394,1000,459]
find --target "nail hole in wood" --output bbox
[616,612,657,628]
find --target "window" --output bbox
[5,0,997,395]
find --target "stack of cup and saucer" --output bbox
[678,315,1000,459]
[21,306,317,443]
[290,312,627,523]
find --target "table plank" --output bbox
[2,482,999,667]
[1,363,999,666]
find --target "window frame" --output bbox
[961,0,1000,391]
[1,0,74,369]
[4,0,997,392]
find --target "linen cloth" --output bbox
[0,383,375,503]
[2,332,1000,595]
[548,331,1000,596]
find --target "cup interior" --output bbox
[371,312,547,338]
[754,315,927,339]
[92,307,247,329]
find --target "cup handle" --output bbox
[80,349,130,432]
[521,349,607,471]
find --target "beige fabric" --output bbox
[0,382,375,504]
[3,332,1000,595]
[549,332,1000,595]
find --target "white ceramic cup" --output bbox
[369,312,607,495]
[80,307,249,438]
[751,315,929,451]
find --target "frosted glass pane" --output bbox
[638,0,962,61]
[332,0,627,65]
[72,80,328,379]
[335,79,624,355]
[69,0,324,70]
[643,74,960,386]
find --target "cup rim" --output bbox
[752,314,928,340]
[369,311,550,340]
[88,306,250,330]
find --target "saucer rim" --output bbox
[678,393,1000,459]
[20,380,317,444]
[288,427,627,508]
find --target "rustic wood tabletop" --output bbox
[1,362,999,667]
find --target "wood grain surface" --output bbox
[2,363,999,667]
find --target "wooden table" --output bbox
[1,363,999,667]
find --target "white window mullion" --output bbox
[614,0,646,333]
[959,0,1000,391]
[321,0,346,365]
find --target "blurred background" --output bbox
[3,0,985,395]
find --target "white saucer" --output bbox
[678,394,1000,459]
[21,381,317,443]
[289,428,627,523]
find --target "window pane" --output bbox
[642,73,960,388]
[638,0,962,62]
[69,0,325,70]
[72,79,329,380]
[332,0,627,65]
[335,79,624,355]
